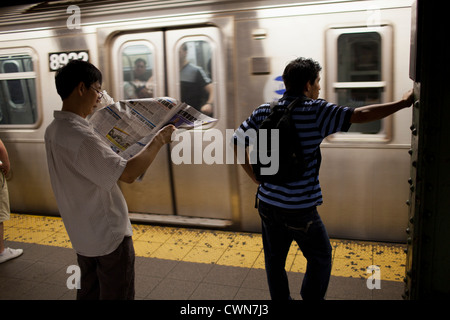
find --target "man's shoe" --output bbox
[0,247,23,264]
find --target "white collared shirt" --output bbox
[45,111,132,257]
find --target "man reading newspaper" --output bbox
[45,60,175,300]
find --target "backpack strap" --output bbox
[282,95,320,177]
[270,95,310,112]
[288,95,311,110]
[269,100,278,111]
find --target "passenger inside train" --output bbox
[123,58,153,99]
[179,42,214,116]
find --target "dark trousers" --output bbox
[258,201,332,300]
[76,236,135,300]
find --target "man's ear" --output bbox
[305,81,312,92]
[76,81,86,96]
[304,81,312,95]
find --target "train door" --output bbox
[111,27,232,225]
[164,27,230,222]
[111,32,173,216]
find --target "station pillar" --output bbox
[404,0,450,299]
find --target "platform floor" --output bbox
[0,214,406,300]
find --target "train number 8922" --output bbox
[48,50,89,71]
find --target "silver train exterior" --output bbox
[0,0,413,242]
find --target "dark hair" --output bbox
[282,58,322,94]
[134,58,146,66]
[55,60,102,100]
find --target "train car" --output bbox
[0,0,413,242]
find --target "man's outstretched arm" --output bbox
[350,89,414,124]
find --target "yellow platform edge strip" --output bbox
[3,214,406,282]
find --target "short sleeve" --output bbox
[233,104,271,147]
[315,100,354,137]
[197,67,211,86]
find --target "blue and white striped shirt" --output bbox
[233,94,354,209]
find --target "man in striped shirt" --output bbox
[233,57,413,300]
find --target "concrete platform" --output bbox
[0,214,406,301]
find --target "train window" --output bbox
[121,43,155,99]
[337,32,382,134]
[178,40,214,117]
[338,32,381,82]
[336,87,382,134]
[0,53,38,126]
[326,26,393,141]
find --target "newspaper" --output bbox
[89,94,217,159]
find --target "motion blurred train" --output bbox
[0,0,413,242]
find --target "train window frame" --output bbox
[325,25,393,143]
[0,48,41,129]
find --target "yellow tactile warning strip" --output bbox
[3,214,406,282]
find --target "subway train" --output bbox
[0,0,413,242]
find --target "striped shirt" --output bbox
[233,94,354,209]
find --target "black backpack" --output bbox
[250,97,310,184]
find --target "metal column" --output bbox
[405,0,450,299]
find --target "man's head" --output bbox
[55,60,103,118]
[55,59,102,101]
[282,57,322,99]
[179,43,189,66]
[133,58,147,80]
